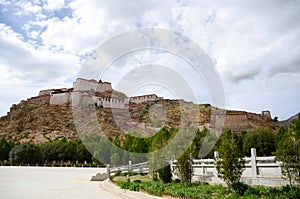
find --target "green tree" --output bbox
[110,153,120,167]
[216,129,245,189]
[149,127,175,182]
[173,127,203,185]
[81,134,101,153]
[176,149,192,185]
[0,137,11,161]
[9,142,44,164]
[123,134,134,151]
[76,142,92,163]
[243,133,259,156]
[55,138,67,161]
[171,127,209,185]
[190,127,208,158]
[274,126,287,149]
[110,135,126,166]
[113,135,121,147]
[41,142,56,162]
[200,129,220,158]
[275,114,300,186]
[256,128,275,156]
[65,141,77,162]
[131,137,148,153]
[158,165,172,183]
[41,138,67,162]
[93,139,111,164]
[243,128,275,156]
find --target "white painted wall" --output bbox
[73,78,112,93]
[96,97,127,109]
[50,92,71,105]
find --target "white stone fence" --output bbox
[184,148,288,186]
[109,161,149,176]
[91,161,149,181]
[93,148,288,186]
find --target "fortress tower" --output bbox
[73,78,112,93]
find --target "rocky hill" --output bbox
[0,87,283,144]
[279,113,300,128]
[0,95,77,143]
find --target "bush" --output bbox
[116,181,130,189]
[158,165,172,183]
[117,178,300,198]
[129,183,141,191]
[133,180,142,183]
[281,186,300,199]
[231,182,248,195]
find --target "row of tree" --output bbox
[0,137,92,165]
[0,125,283,166]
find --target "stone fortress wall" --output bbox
[261,110,272,120]
[38,89,53,96]
[93,96,128,109]
[210,110,273,133]
[49,91,72,105]
[129,94,163,104]
[39,78,272,131]
[73,78,112,93]
[40,78,161,109]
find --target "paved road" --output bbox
[0,167,124,199]
[0,166,161,199]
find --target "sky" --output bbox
[0,0,299,120]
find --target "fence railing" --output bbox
[92,148,288,186]
[174,148,286,186]
[0,160,103,168]
[109,161,149,176]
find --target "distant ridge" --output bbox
[279,113,300,128]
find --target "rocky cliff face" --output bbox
[0,95,77,143]
[0,92,280,144]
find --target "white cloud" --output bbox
[39,16,107,54]
[0,0,299,119]
[21,1,41,14]
[43,0,65,11]
[1,23,78,78]
[0,22,80,115]
[36,0,174,55]
[177,0,300,82]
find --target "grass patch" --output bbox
[115,178,300,199]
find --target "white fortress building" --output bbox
[73,78,113,93]
[39,78,162,109]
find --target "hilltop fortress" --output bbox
[38,78,163,109]
[37,77,273,133]
[1,77,278,143]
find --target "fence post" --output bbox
[251,148,257,178]
[129,160,132,172]
[214,151,219,159]
[214,151,219,176]
[106,164,110,178]
[139,164,143,173]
